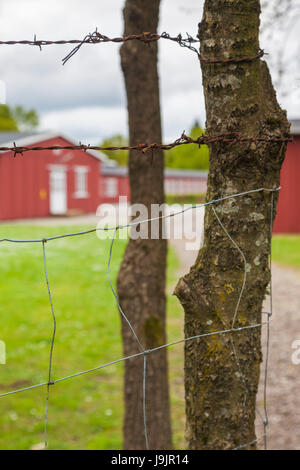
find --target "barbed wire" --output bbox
[62,31,201,65]
[0,29,266,66]
[0,187,276,450]
[1,132,292,158]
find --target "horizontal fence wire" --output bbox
[0,132,293,158]
[0,187,276,450]
[0,29,266,65]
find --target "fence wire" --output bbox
[0,29,265,66]
[0,131,292,158]
[0,187,276,450]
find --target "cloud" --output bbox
[3,48,125,111]
[0,0,206,142]
[40,105,127,144]
[0,0,126,112]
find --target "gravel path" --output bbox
[257,264,300,450]
[170,238,300,450]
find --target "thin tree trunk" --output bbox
[175,0,290,450]
[117,0,172,450]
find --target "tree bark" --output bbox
[117,0,172,450]
[175,0,290,450]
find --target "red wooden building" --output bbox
[0,124,298,231]
[273,120,300,233]
[0,132,208,221]
[0,132,113,220]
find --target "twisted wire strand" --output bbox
[0,132,292,158]
[0,187,280,244]
[0,321,270,398]
[0,186,277,449]
[0,30,265,66]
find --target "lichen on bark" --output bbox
[175,0,290,450]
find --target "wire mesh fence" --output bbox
[0,187,276,450]
[0,21,287,450]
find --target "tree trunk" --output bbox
[117,0,172,450]
[175,0,290,450]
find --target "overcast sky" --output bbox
[0,0,299,144]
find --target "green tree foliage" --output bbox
[0,105,18,131]
[99,123,209,170]
[100,134,129,166]
[0,104,39,132]
[12,106,39,132]
[165,122,209,170]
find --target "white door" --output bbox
[49,169,67,215]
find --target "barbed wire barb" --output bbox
[0,132,292,157]
[0,29,268,67]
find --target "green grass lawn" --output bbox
[272,235,300,269]
[0,225,185,450]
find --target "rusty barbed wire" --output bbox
[2,132,292,158]
[200,49,265,64]
[0,30,201,65]
[0,29,265,65]
[62,30,204,65]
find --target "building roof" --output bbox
[102,164,208,178]
[0,131,43,144]
[290,119,300,135]
[0,131,115,165]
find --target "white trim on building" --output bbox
[74,166,89,199]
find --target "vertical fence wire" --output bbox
[106,227,149,448]
[42,240,57,449]
[212,204,249,447]
[262,191,274,450]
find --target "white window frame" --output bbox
[105,177,118,198]
[74,166,89,199]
